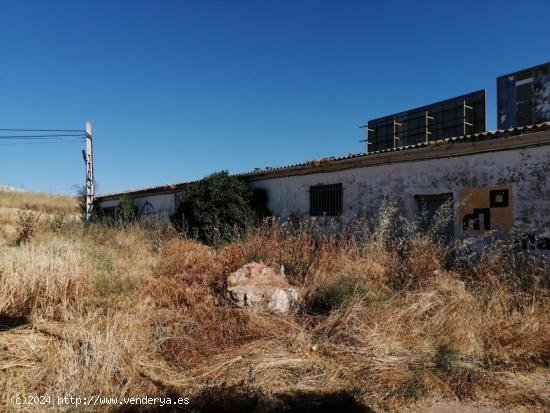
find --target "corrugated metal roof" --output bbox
[95,122,550,200]
[96,180,199,200]
[236,121,550,176]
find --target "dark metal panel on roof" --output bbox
[497,74,516,129]
[366,90,486,152]
[497,62,550,129]
[534,64,550,124]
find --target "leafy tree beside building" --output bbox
[172,171,269,245]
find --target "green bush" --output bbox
[172,171,269,245]
[308,277,390,315]
[309,278,358,314]
[116,195,137,226]
[433,344,460,373]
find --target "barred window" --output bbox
[309,183,343,216]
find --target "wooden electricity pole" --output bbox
[83,121,94,220]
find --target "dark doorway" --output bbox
[416,193,454,244]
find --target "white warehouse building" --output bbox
[95,122,550,251]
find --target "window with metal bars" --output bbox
[309,183,343,216]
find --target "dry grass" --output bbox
[0,190,78,214]
[0,200,549,412]
[0,191,79,246]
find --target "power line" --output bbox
[0,121,95,217]
[0,139,84,146]
[0,128,85,132]
[0,135,85,140]
[0,127,86,145]
[0,134,85,139]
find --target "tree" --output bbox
[172,171,267,245]
[117,195,136,226]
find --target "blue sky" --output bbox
[0,0,548,194]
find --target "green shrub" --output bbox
[116,195,137,226]
[309,278,358,314]
[433,344,460,373]
[308,277,390,315]
[91,195,137,227]
[172,171,269,246]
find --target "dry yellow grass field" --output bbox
[0,190,78,213]
[0,191,78,245]
[0,191,548,412]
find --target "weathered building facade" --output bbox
[97,189,178,221]
[95,62,550,250]
[245,124,550,250]
[95,123,550,251]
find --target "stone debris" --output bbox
[227,262,299,314]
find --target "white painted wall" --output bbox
[96,193,175,218]
[248,145,550,243]
[97,199,118,209]
[132,193,175,216]
[94,140,550,250]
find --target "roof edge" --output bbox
[95,122,550,202]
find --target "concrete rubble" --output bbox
[227,262,299,314]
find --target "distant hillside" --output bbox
[0,189,78,214]
[0,184,24,192]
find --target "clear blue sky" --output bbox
[0,0,548,194]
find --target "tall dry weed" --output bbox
[1,203,549,411]
[0,238,87,320]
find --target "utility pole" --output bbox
[83,121,94,220]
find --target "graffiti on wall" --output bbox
[460,185,513,232]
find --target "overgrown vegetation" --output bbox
[0,190,549,412]
[433,344,460,374]
[172,171,269,245]
[15,210,40,245]
[307,276,386,315]
[116,195,137,226]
